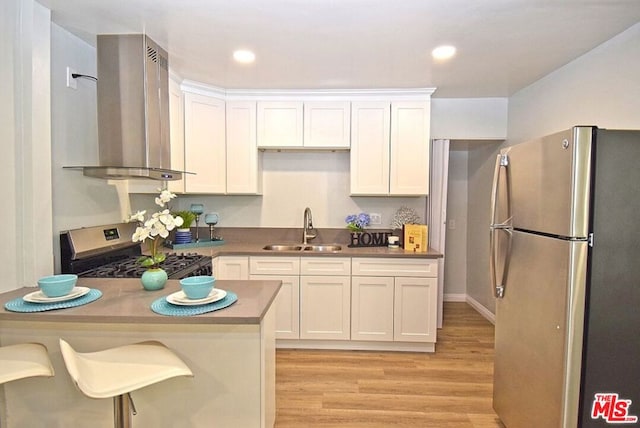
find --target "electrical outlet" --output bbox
[66,67,77,89]
[370,213,382,225]
[448,219,456,229]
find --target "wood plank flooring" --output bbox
[275,302,505,427]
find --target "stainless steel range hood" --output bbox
[75,34,183,181]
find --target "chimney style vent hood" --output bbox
[79,34,182,181]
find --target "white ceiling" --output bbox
[38,0,640,97]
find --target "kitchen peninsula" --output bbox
[0,278,280,428]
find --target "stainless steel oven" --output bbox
[60,223,212,279]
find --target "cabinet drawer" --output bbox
[250,257,300,275]
[300,257,351,276]
[351,258,438,277]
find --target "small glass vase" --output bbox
[141,268,168,291]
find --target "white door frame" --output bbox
[428,139,449,328]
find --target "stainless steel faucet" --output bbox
[302,207,317,244]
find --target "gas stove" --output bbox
[60,223,212,279]
[77,253,211,279]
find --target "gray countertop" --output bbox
[0,278,281,325]
[168,227,443,259]
[174,241,443,259]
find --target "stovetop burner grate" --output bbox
[77,253,212,279]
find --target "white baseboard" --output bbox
[465,295,495,324]
[443,293,466,302]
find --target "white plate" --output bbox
[166,289,227,306]
[23,286,90,303]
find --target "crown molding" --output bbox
[178,79,435,101]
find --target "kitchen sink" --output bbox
[262,244,342,252]
[302,245,342,252]
[262,244,303,251]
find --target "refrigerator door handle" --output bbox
[490,152,513,298]
[490,153,512,228]
[490,227,513,298]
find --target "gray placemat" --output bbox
[151,291,238,316]
[4,289,103,313]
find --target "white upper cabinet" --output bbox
[257,100,351,149]
[166,79,186,194]
[257,101,303,148]
[303,101,351,148]
[350,101,391,195]
[390,101,430,195]
[350,100,430,196]
[226,101,262,194]
[184,92,226,193]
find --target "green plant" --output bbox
[172,210,196,228]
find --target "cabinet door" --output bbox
[184,92,226,193]
[257,101,303,148]
[300,276,351,340]
[166,79,186,194]
[226,101,261,194]
[350,101,391,195]
[251,274,300,339]
[303,101,350,148]
[215,256,249,280]
[390,101,430,195]
[394,277,438,343]
[351,276,394,341]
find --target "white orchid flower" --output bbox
[128,210,146,223]
[155,189,177,207]
[158,210,182,230]
[127,189,186,269]
[132,226,150,242]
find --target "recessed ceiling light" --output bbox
[233,50,256,64]
[432,45,456,61]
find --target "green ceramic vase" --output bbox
[141,268,168,291]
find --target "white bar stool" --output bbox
[0,342,54,385]
[0,343,54,424]
[59,339,193,428]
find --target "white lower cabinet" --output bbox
[299,257,351,340]
[234,255,438,351]
[300,275,351,340]
[250,257,300,339]
[214,256,249,280]
[393,276,438,342]
[351,257,438,346]
[351,276,394,341]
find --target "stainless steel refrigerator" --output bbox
[489,126,640,427]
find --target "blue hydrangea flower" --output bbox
[345,212,370,231]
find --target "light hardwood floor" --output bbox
[275,302,505,427]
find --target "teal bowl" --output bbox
[37,274,77,297]
[179,275,215,299]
